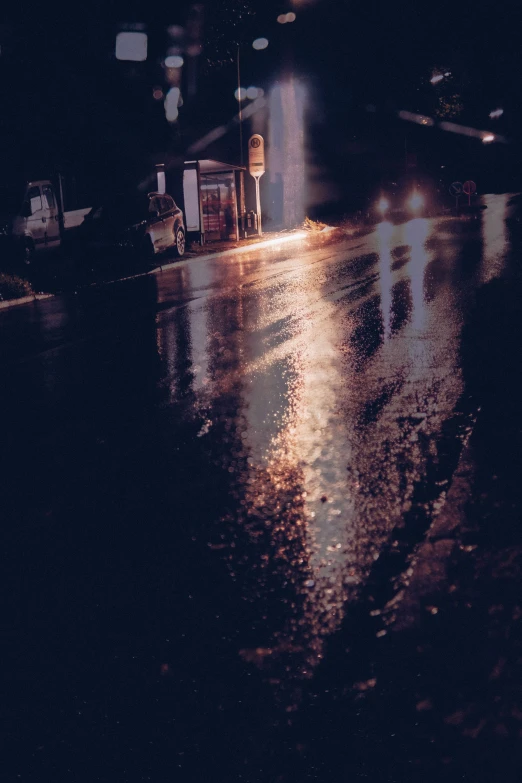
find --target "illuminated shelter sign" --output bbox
[248,135,265,178]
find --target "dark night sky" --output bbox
[1,0,521,202]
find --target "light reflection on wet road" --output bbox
[1,195,518,781]
[153,214,476,683]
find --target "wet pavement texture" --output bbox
[2,194,522,782]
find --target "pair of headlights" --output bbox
[378,194,424,213]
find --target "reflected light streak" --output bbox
[404,218,430,331]
[239,262,357,677]
[480,193,509,284]
[377,221,394,339]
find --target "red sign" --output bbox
[462,180,477,196]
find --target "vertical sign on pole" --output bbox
[449,182,462,212]
[248,134,265,236]
[462,180,477,207]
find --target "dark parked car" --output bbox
[77,191,185,261]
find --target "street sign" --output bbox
[248,135,265,236]
[449,181,462,196]
[462,180,476,195]
[248,134,265,178]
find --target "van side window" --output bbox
[27,186,43,214]
[42,185,56,210]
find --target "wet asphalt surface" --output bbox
[2,195,522,782]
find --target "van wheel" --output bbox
[174,227,185,257]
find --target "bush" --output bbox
[303,216,327,232]
[0,273,33,302]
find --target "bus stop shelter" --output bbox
[183,159,246,244]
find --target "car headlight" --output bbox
[409,193,424,211]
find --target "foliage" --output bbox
[202,0,257,71]
[0,273,33,301]
[436,94,464,119]
[303,216,327,232]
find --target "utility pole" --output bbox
[237,45,246,237]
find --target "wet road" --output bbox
[2,195,522,782]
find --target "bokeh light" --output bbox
[164,87,180,122]
[115,32,148,62]
[234,87,247,101]
[252,37,269,50]
[165,54,184,68]
[246,86,263,100]
[278,12,297,23]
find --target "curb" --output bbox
[0,227,339,308]
[150,228,322,275]
[0,293,53,312]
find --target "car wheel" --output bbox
[174,226,185,257]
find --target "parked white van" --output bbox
[0,179,90,263]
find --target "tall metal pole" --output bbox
[255,176,262,236]
[237,45,245,237]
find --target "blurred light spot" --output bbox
[186,43,202,57]
[167,25,184,38]
[238,96,267,119]
[430,73,443,84]
[115,32,147,62]
[398,110,434,127]
[152,87,164,100]
[439,121,505,143]
[165,54,184,68]
[165,87,180,122]
[246,86,260,99]
[444,71,451,77]
[378,198,389,214]
[253,37,269,50]
[489,108,503,119]
[278,12,297,23]
[482,133,495,143]
[409,193,424,210]
[234,87,247,101]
